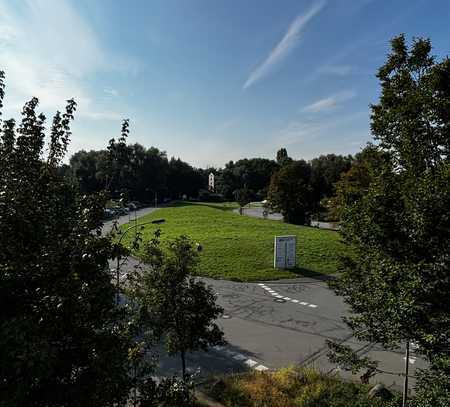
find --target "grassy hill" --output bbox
[121,202,344,281]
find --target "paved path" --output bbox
[233,206,283,221]
[108,210,423,393]
[102,206,159,235]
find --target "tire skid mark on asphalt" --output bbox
[258,283,318,309]
[212,345,270,372]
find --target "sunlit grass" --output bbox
[121,201,344,281]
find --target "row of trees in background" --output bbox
[67,144,207,202]
[67,142,356,225]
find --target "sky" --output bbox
[0,0,449,168]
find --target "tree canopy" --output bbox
[329,35,450,404]
[0,71,134,406]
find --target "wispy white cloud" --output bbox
[0,0,136,121]
[318,64,353,76]
[104,88,119,97]
[302,90,356,113]
[243,0,326,89]
[273,111,367,147]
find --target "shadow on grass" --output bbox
[168,200,238,212]
[289,267,335,281]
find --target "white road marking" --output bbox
[255,365,269,371]
[244,359,258,367]
[257,284,319,309]
[403,356,417,364]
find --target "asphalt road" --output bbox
[105,209,424,394]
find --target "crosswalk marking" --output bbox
[257,283,319,309]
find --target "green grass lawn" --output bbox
[121,201,344,281]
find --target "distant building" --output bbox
[208,172,215,192]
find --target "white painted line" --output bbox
[232,353,247,361]
[275,295,283,299]
[244,359,258,367]
[257,283,264,286]
[283,297,291,301]
[270,292,278,296]
[403,357,417,364]
[300,302,308,305]
[291,299,299,303]
[308,304,318,308]
[255,365,269,371]
[267,289,275,293]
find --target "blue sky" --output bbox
[0,0,449,167]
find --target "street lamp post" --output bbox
[115,218,165,304]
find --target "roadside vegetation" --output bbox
[121,201,344,281]
[202,367,398,407]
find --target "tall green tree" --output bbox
[309,153,353,207]
[326,145,389,221]
[329,35,450,404]
[267,160,314,225]
[0,72,136,406]
[276,147,292,166]
[131,233,225,380]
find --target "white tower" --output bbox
[208,172,215,192]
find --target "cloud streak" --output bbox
[302,90,356,113]
[243,0,326,89]
[0,0,137,120]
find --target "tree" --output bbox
[309,153,353,208]
[326,145,389,221]
[267,160,314,225]
[328,35,450,404]
[276,147,292,166]
[0,71,136,405]
[167,157,204,199]
[216,158,279,200]
[131,232,225,380]
[234,186,252,214]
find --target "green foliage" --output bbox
[204,367,396,407]
[121,202,344,281]
[330,35,450,403]
[234,186,253,209]
[216,158,279,200]
[130,232,224,378]
[276,147,292,166]
[268,160,314,225]
[326,144,389,221]
[310,154,353,208]
[0,72,134,405]
[412,356,450,407]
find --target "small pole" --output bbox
[116,254,120,305]
[402,340,410,407]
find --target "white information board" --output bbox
[274,235,296,269]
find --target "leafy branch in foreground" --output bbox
[328,35,450,406]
